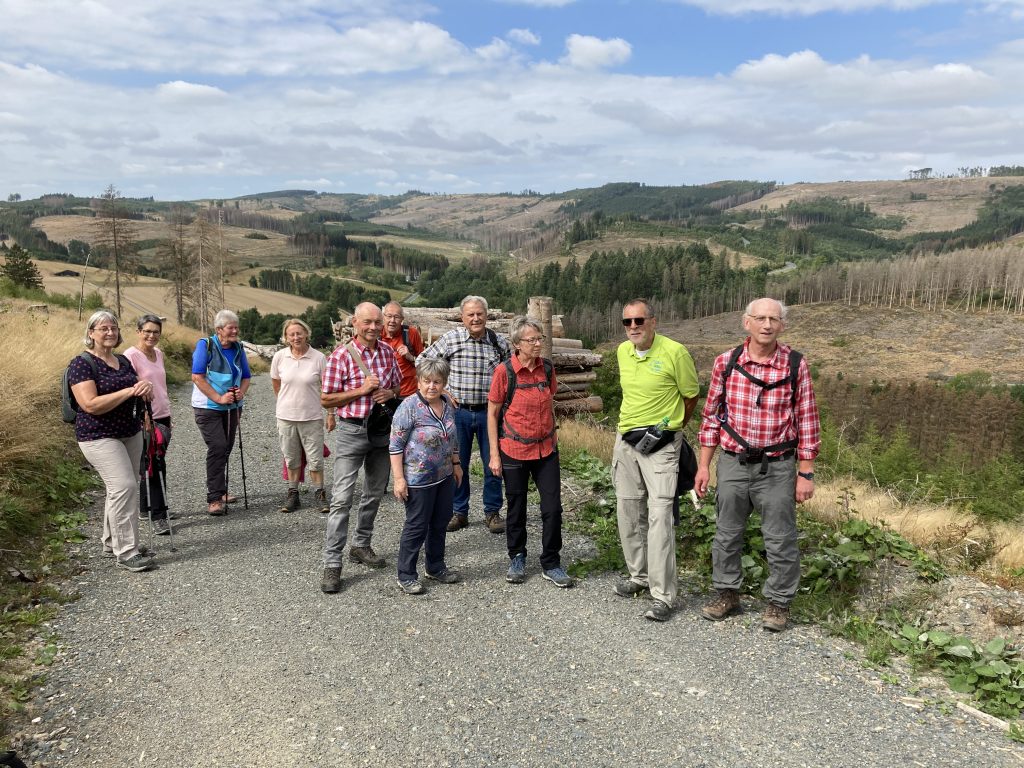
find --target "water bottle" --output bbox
[635,417,670,453]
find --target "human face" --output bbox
[285,323,309,351]
[90,322,120,351]
[516,331,544,363]
[461,301,487,338]
[216,322,240,346]
[417,374,446,403]
[383,306,403,337]
[138,323,162,351]
[622,304,656,352]
[353,306,383,347]
[743,300,785,347]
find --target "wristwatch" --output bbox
[798,471,815,481]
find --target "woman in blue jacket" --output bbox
[191,309,251,515]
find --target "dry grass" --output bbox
[344,233,480,262]
[558,418,615,465]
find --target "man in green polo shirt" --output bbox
[613,299,699,622]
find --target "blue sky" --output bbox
[1,0,1022,200]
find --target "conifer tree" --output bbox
[0,243,44,290]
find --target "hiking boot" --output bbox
[644,599,672,622]
[313,487,330,514]
[485,513,505,534]
[613,579,648,598]
[424,568,461,584]
[223,493,239,504]
[103,544,151,559]
[701,589,742,621]
[153,519,170,536]
[542,567,574,589]
[208,500,227,516]
[320,567,342,594]
[447,514,468,532]
[117,554,156,573]
[280,488,301,514]
[506,553,527,584]
[398,579,425,595]
[349,546,385,568]
[762,602,790,632]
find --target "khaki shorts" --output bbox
[278,418,325,472]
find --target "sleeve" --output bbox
[239,347,252,379]
[191,338,210,375]
[698,354,727,448]
[322,350,344,394]
[409,326,424,356]
[550,367,558,397]
[488,362,508,404]
[388,398,414,454]
[675,347,699,399]
[66,356,95,387]
[419,334,448,360]
[123,346,139,369]
[794,357,821,461]
[270,350,282,380]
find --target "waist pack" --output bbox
[622,427,675,455]
[366,400,399,448]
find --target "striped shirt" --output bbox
[420,327,511,406]
[698,339,821,460]
[322,340,400,420]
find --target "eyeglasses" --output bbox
[520,337,545,344]
[92,326,119,333]
[140,329,161,336]
[382,314,403,321]
[747,315,783,325]
[621,317,647,327]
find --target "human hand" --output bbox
[396,343,410,359]
[363,374,381,394]
[694,467,711,498]
[325,413,336,433]
[393,477,408,501]
[796,476,815,503]
[488,456,502,477]
[453,465,464,487]
[371,388,394,404]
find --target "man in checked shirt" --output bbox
[420,295,511,534]
[694,298,820,632]
[320,302,401,594]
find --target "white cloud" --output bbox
[475,38,516,62]
[508,28,541,45]
[560,34,632,69]
[498,0,577,6]
[155,81,228,101]
[669,0,946,15]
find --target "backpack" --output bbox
[716,344,804,470]
[62,353,129,423]
[498,358,555,444]
[401,324,410,348]
[484,327,509,363]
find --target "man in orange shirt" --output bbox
[381,301,424,399]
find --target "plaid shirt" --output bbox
[322,339,400,419]
[698,339,821,460]
[420,326,510,406]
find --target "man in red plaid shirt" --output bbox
[695,298,820,632]
[319,302,401,594]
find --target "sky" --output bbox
[1,0,1023,201]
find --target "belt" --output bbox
[461,403,487,412]
[724,449,794,465]
[341,416,367,425]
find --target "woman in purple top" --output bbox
[389,357,463,594]
[123,314,172,536]
[68,310,155,573]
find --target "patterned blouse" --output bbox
[389,394,460,488]
[67,353,141,442]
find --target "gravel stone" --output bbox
[21,374,1024,766]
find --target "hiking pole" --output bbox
[140,405,155,554]
[235,405,249,510]
[157,462,177,553]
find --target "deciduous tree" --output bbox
[92,185,138,318]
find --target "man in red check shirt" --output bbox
[694,298,820,632]
[319,302,401,594]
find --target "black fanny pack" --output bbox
[623,427,675,455]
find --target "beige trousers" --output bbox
[78,431,144,559]
[612,431,681,605]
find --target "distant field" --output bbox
[369,194,565,236]
[661,302,1024,384]
[344,233,479,261]
[18,257,319,325]
[733,177,1024,235]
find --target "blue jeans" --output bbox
[397,476,454,581]
[322,420,391,567]
[453,407,503,518]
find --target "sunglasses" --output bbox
[621,317,647,327]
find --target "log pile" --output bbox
[331,297,604,415]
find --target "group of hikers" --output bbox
[68,292,819,630]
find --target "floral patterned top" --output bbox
[389,394,459,488]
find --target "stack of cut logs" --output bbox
[331,296,603,415]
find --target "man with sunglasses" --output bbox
[613,299,699,622]
[694,298,820,632]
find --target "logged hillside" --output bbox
[661,303,1024,384]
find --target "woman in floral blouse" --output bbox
[389,357,463,594]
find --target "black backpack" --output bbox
[62,353,129,423]
[499,358,555,444]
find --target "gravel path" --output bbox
[22,374,1024,767]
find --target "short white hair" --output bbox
[460,295,488,313]
[744,298,787,322]
[214,309,240,329]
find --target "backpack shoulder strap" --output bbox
[485,328,508,361]
[402,324,410,348]
[345,341,372,379]
[788,349,803,406]
[721,345,744,390]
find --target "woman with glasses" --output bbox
[486,316,573,588]
[124,314,173,535]
[68,310,155,572]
